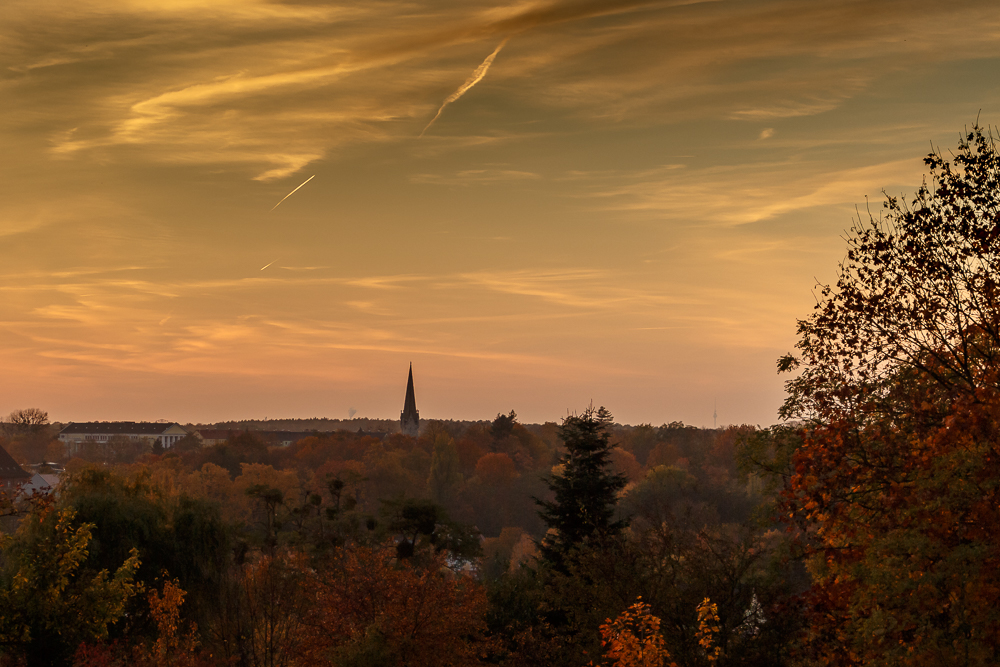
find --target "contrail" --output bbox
[421,38,509,137]
[270,174,315,211]
[260,260,276,271]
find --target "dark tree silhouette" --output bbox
[536,405,627,569]
[2,408,48,436]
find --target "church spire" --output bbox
[400,363,420,437]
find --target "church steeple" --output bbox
[400,363,420,437]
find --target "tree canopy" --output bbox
[778,125,1000,665]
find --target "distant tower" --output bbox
[400,363,420,437]
[713,400,718,429]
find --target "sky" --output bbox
[3,0,1000,427]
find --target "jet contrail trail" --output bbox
[270,174,315,211]
[260,260,276,271]
[421,38,509,137]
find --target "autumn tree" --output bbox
[57,467,232,638]
[778,125,1000,665]
[211,552,307,667]
[595,598,675,667]
[73,579,216,667]
[0,501,140,666]
[296,543,489,667]
[475,452,517,487]
[285,473,366,553]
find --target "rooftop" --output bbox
[59,422,183,436]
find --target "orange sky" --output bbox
[3,0,1000,426]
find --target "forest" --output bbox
[3,126,1000,666]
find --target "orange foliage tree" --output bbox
[475,452,518,487]
[73,579,214,667]
[778,126,1000,665]
[211,552,308,667]
[296,543,489,667]
[695,598,721,665]
[594,598,675,667]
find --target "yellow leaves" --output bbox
[138,579,201,664]
[597,597,675,667]
[696,598,722,664]
[0,504,142,653]
[102,547,142,633]
[595,596,731,667]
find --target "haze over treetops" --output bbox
[3,0,1000,425]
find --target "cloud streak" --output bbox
[421,38,509,137]
[270,174,315,210]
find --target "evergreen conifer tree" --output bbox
[536,405,627,568]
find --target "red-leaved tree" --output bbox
[779,125,1000,665]
[296,543,490,667]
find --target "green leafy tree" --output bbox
[0,502,140,666]
[58,467,232,639]
[536,406,627,569]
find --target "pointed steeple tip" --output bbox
[401,363,419,436]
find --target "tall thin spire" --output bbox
[400,363,420,437]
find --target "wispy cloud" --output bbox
[729,98,847,121]
[410,167,541,185]
[579,157,926,227]
[4,0,988,184]
[421,38,509,136]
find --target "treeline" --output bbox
[0,407,800,666]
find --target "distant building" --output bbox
[400,363,420,437]
[192,429,234,446]
[58,422,188,455]
[193,429,315,448]
[0,443,30,491]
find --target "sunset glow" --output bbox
[3,0,999,425]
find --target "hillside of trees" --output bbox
[4,125,1000,666]
[1,408,797,666]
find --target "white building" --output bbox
[58,421,189,454]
